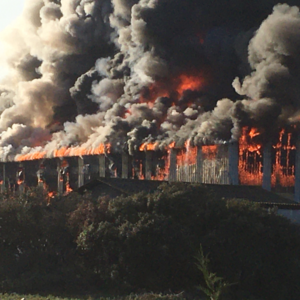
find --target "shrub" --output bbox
[69,183,300,299]
[1,183,300,300]
[0,189,85,294]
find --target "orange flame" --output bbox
[48,191,55,198]
[15,143,111,162]
[169,141,175,149]
[176,141,197,166]
[238,127,263,186]
[139,72,205,109]
[176,74,203,96]
[65,182,73,193]
[271,129,295,188]
[238,127,296,188]
[139,142,158,151]
[16,151,47,161]
[202,145,218,160]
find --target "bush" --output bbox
[68,183,300,299]
[1,183,300,300]
[0,189,87,294]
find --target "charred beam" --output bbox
[228,141,239,185]
[145,151,152,180]
[78,156,84,187]
[169,148,177,182]
[295,133,300,202]
[196,146,203,183]
[122,152,129,179]
[262,141,272,191]
[99,154,106,178]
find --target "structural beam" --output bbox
[196,146,203,183]
[57,160,64,194]
[122,152,129,179]
[1,164,5,192]
[262,141,272,191]
[228,141,239,185]
[78,156,84,187]
[99,154,106,178]
[145,151,152,180]
[295,133,300,202]
[169,148,177,182]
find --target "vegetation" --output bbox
[0,293,185,300]
[0,184,300,299]
[195,245,234,300]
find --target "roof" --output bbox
[202,184,300,210]
[76,177,163,196]
[75,177,300,209]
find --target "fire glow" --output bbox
[140,72,205,109]
[239,127,295,188]
[15,144,111,162]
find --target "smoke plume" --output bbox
[1,0,300,159]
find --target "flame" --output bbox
[139,142,158,151]
[238,127,263,186]
[48,191,55,198]
[176,141,197,166]
[17,179,24,185]
[249,128,260,139]
[65,182,73,193]
[238,127,296,188]
[169,141,175,149]
[15,143,111,161]
[60,160,69,167]
[16,151,47,161]
[54,144,110,157]
[271,129,295,187]
[202,145,218,160]
[176,74,203,96]
[139,72,205,109]
[139,161,145,180]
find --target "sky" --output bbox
[0,0,26,79]
[0,0,25,32]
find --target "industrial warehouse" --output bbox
[1,126,299,202]
[0,1,300,210]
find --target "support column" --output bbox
[295,133,300,202]
[1,164,5,192]
[57,160,63,194]
[122,152,129,179]
[196,146,203,183]
[78,157,84,187]
[262,141,272,191]
[37,164,45,189]
[99,155,106,178]
[228,141,239,185]
[145,151,152,180]
[17,164,25,194]
[169,148,177,182]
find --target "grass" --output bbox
[0,293,187,300]
[0,295,82,300]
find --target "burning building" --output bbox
[1,1,300,199]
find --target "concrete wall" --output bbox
[278,209,300,224]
